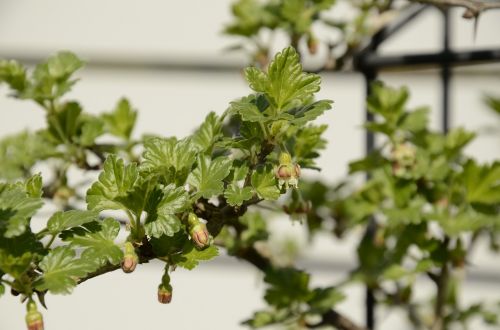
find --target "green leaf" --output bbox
[287,100,333,125]
[0,59,28,93]
[228,94,268,122]
[188,155,232,199]
[150,231,187,257]
[0,229,44,279]
[243,310,277,328]
[382,264,409,280]
[46,51,84,80]
[191,112,222,151]
[46,210,100,236]
[66,218,123,266]
[367,82,408,123]
[0,283,4,297]
[47,101,82,143]
[144,184,189,238]
[0,183,43,237]
[224,184,253,206]
[172,241,219,270]
[463,160,500,205]
[445,127,475,154]
[281,0,314,33]
[484,95,500,115]
[102,98,137,140]
[79,116,104,146]
[398,107,429,133]
[141,137,196,184]
[25,173,43,198]
[308,287,345,313]
[251,167,280,200]
[239,211,268,246]
[86,155,139,212]
[436,209,498,236]
[293,124,327,168]
[0,131,56,181]
[264,268,311,308]
[224,0,276,37]
[245,47,321,111]
[27,51,84,101]
[35,246,99,294]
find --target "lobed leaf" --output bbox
[35,246,100,294]
[188,155,232,199]
[86,155,139,212]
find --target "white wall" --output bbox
[0,1,499,329]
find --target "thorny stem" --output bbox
[413,0,500,17]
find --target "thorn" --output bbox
[472,15,480,42]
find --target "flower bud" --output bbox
[26,301,44,330]
[276,165,292,179]
[391,143,417,178]
[276,152,301,189]
[158,272,173,304]
[121,242,138,273]
[157,284,173,304]
[188,213,212,250]
[190,223,211,250]
[307,35,319,55]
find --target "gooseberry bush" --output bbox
[1,25,500,330]
[0,47,354,330]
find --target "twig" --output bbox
[307,309,367,330]
[412,0,500,17]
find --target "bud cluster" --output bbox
[187,213,213,250]
[121,241,139,273]
[276,152,301,189]
[391,143,417,178]
[25,301,43,330]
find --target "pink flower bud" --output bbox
[276,165,292,179]
[190,223,211,250]
[121,242,138,273]
[26,301,44,330]
[157,284,173,304]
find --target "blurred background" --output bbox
[0,0,499,329]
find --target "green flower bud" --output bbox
[188,213,212,250]
[26,301,44,330]
[121,242,138,273]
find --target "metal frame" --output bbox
[353,5,500,329]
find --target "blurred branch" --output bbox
[412,0,500,18]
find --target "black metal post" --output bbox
[363,68,377,330]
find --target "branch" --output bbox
[232,243,366,330]
[412,0,500,17]
[307,310,367,330]
[77,237,156,285]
